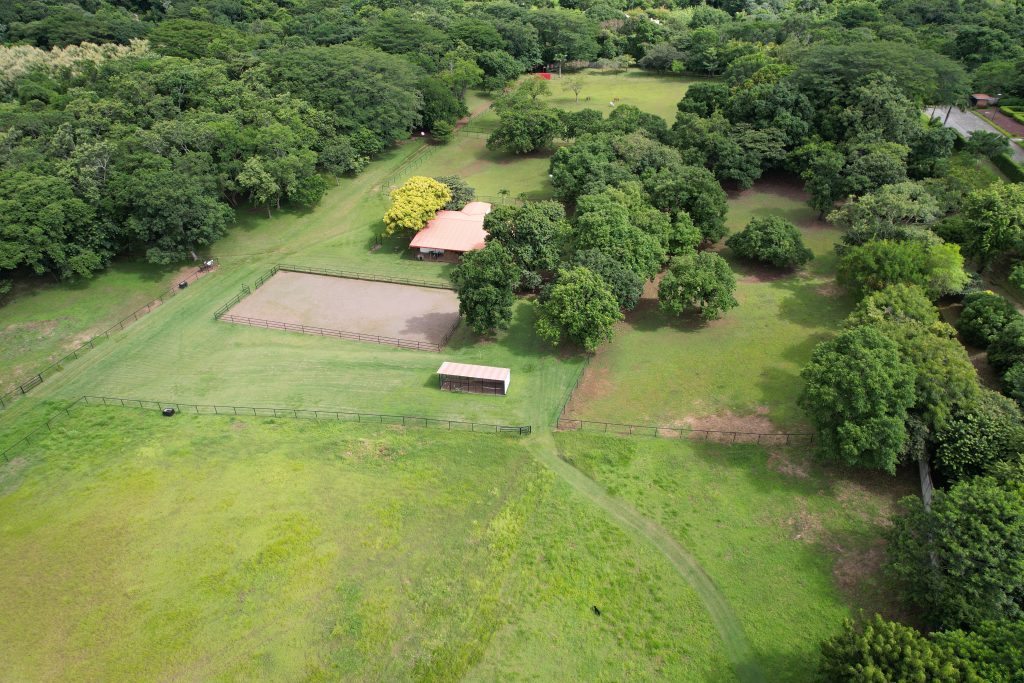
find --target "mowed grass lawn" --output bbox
[0,262,202,394]
[556,432,916,683]
[0,407,732,681]
[566,175,854,431]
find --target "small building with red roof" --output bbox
[409,201,492,257]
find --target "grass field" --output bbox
[0,68,906,682]
[16,267,582,427]
[0,407,732,681]
[565,174,853,430]
[535,69,698,124]
[556,432,916,682]
[0,262,200,394]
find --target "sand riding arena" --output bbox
[218,268,461,352]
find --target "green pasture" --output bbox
[0,407,731,681]
[566,177,852,430]
[0,262,197,394]
[556,431,916,683]
[541,69,698,123]
[13,264,582,427]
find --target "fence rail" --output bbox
[0,397,85,462]
[255,265,279,289]
[219,314,449,352]
[275,263,454,290]
[0,262,217,412]
[0,395,531,462]
[77,395,530,434]
[556,417,815,445]
[212,284,251,320]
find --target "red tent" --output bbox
[536,72,552,80]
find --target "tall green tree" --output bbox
[657,250,738,321]
[887,477,1024,629]
[799,325,917,473]
[484,201,568,290]
[536,267,622,351]
[450,242,520,335]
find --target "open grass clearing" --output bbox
[0,406,732,681]
[556,431,917,683]
[565,176,853,431]
[470,69,701,127]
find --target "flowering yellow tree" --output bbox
[382,176,452,236]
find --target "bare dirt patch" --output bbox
[832,538,886,594]
[3,319,60,337]
[737,267,796,284]
[564,365,613,416]
[677,410,777,434]
[767,451,811,479]
[0,456,28,494]
[225,271,460,346]
[783,501,826,544]
[815,281,842,298]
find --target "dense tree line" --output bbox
[1,0,595,293]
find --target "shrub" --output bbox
[989,317,1024,375]
[963,130,1011,158]
[837,239,968,299]
[887,476,1024,629]
[1010,263,1024,290]
[657,250,738,321]
[934,389,1024,482]
[725,216,813,268]
[1005,362,1024,409]
[818,614,967,682]
[382,176,451,236]
[957,291,1020,348]
[430,119,455,143]
[433,175,475,210]
[845,284,938,327]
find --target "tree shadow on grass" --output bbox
[623,296,721,334]
[771,276,854,330]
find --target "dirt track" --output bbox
[227,271,460,345]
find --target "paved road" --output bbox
[926,106,1024,164]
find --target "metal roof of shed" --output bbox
[437,362,510,382]
[409,202,491,253]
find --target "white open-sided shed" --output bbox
[437,361,510,395]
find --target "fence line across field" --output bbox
[269,263,454,290]
[556,417,816,446]
[218,313,450,352]
[0,262,217,412]
[0,395,532,463]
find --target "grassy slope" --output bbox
[0,407,731,681]
[0,263,198,393]
[565,176,854,430]
[556,432,916,683]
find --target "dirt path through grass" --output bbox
[527,430,765,683]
